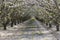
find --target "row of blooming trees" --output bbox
[35,0,60,31]
[0,0,30,30]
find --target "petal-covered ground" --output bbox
[0,19,58,40]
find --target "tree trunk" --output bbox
[14,20,16,25]
[17,20,19,24]
[49,23,52,28]
[56,24,59,31]
[46,23,48,26]
[11,21,14,27]
[3,24,7,30]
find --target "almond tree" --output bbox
[0,0,10,30]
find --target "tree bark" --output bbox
[14,20,16,25]
[11,20,14,27]
[4,24,6,30]
[46,23,48,26]
[3,23,7,30]
[11,21,13,27]
[56,24,59,31]
[17,20,19,24]
[49,23,52,28]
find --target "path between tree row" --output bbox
[0,19,57,40]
